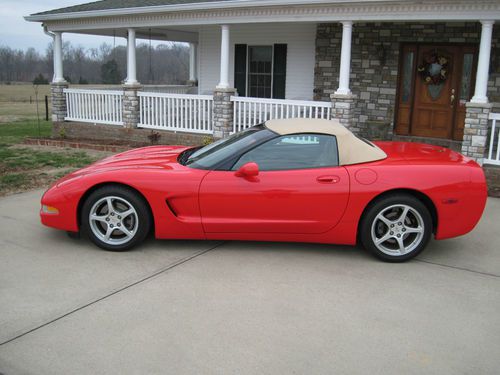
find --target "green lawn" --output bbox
[0,144,94,171]
[0,120,104,196]
[0,119,52,143]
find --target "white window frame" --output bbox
[246,45,275,99]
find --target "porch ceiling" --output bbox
[66,26,199,43]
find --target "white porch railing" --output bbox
[138,92,213,134]
[142,85,195,95]
[231,96,332,133]
[64,88,123,126]
[485,112,500,166]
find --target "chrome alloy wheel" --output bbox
[89,196,139,246]
[370,204,425,256]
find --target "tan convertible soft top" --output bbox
[265,118,387,166]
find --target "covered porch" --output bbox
[26,0,500,165]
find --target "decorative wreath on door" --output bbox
[417,53,449,85]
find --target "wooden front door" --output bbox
[395,44,477,141]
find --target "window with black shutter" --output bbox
[234,44,287,99]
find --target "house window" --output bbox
[234,44,287,99]
[248,46,273,98]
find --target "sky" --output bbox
[1,0,128,52]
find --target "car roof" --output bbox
[264,118,387,166]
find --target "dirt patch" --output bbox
[0,143,114,197]
[0,167,74,197]
[12,143,114,160]
[23,137,140,153]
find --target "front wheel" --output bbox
[360,194,432,262]
[81,186,151,251]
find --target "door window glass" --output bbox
[401,51,414,103]
[460,53,474,101]
[232,134,339,171]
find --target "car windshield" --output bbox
[180,124,275,170]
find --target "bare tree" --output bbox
[0,40,189,84]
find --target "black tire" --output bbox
[359,194,432,262]
[81,185,151,251]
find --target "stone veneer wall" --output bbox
[122,85,142,129]
[51,83,69,122]
[213,88,236,139]
[461,103,492,165]
[315,22,500,137]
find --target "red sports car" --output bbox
[40,119,487,262]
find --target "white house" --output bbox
[26,0,500,165]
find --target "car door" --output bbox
[198,133,350,234]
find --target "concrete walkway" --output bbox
[0,190,499,375]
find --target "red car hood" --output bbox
[90,145,189,169]
[374,141,476,166]
[55,145,190,186]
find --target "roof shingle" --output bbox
[33,0,234,16]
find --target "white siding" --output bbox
[198,23,316,100]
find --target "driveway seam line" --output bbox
[0,242,225,347]
[415,259,500,279]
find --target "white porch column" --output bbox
[125,28,138,85]
[53,32,66,83]
[335,21,353,96]
[217,25,231,89]
[189,43,198,82]
[124,34,129,82]
[471,20,494,104]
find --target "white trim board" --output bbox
[26,1,500,33]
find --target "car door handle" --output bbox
[317,175,340,184]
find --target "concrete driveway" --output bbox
[0,190,499,375]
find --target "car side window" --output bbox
[232,133,339,171]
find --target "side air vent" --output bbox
[165,199,178,217]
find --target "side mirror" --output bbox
[235,162,259,178]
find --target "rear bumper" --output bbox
[435,167,488,240]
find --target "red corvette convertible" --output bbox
[40,119,487,262]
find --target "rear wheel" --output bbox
[81,186,151,251]
[360,194,432,262]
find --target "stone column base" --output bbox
[461,102,492,165]
[51,82,69,122]
[330,93,358,133]
[213,88,236,139]
[122,84,143,129]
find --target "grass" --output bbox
[0,84,52,122]
[0,173,29,189]
[0,119,52,143]
[0,145,94,171]
[0,83,51,102]
[0,119,103,196]
[0,85,113,196]
[0,83,126,122]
